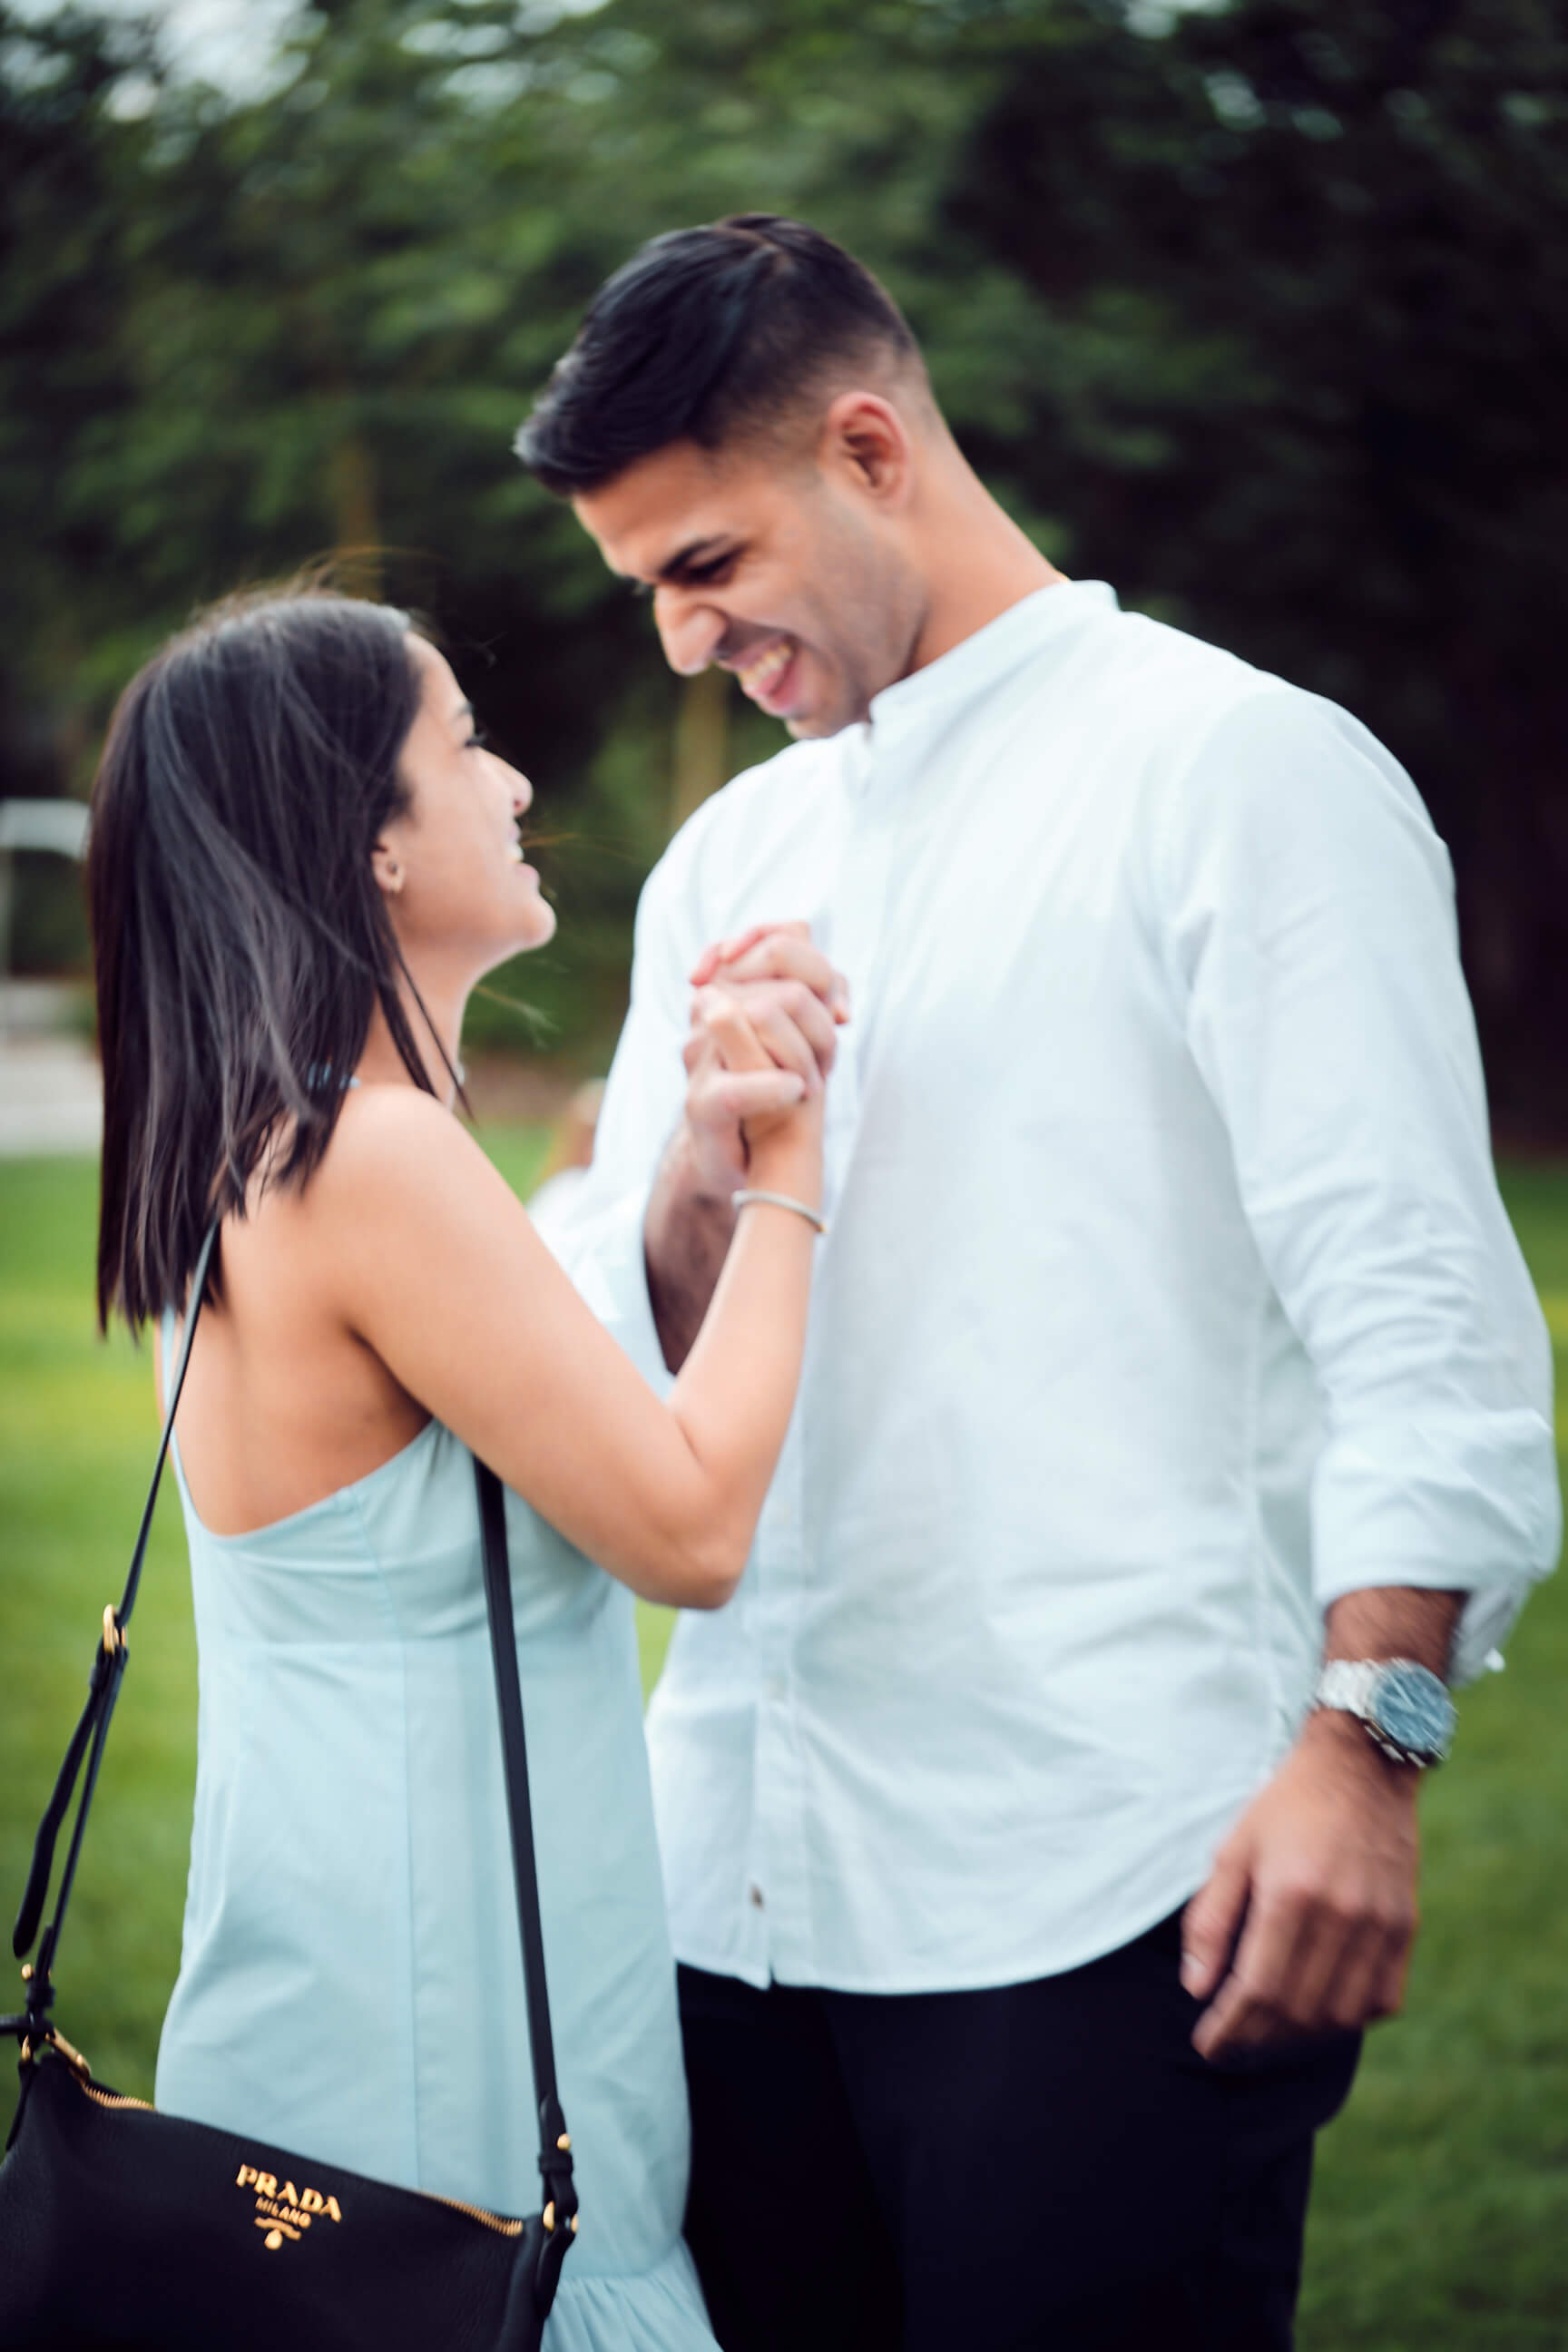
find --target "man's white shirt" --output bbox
[534,580,1560,1994]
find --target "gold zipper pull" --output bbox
[45,2025,92,2082]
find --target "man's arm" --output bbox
[1151,688,1559,2060]
[1182,1584,1463,2060]
[646,1131,743,1375]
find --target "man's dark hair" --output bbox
[516,214,921,495]
[89,584,441,1332]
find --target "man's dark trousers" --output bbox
[678,1912,1359,2352]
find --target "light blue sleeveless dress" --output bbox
[156,1354,717,2352]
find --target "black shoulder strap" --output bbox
[10,1219,221,2028]
[475,1459,576,2226]
[6,1222,576,2232]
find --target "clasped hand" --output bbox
[681,921,848,1183]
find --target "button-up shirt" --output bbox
[535,581,1560,1994]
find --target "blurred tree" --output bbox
[0,0,668,1038]
[1,0,1563,1111]
[0,5,165,801]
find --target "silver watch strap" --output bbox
[1316,1659,1383,1717]
[1313,1655,1453,1767]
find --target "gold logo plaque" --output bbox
[236,2163,344,2251]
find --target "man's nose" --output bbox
[654,588,726,679]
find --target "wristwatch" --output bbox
[1314,1658,1455,1769]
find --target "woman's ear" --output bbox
[369,839,406,900]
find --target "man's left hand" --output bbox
[1180,1708,1420,2061]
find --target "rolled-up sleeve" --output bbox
[527,846,698,1396]
[1156,688,1560,1683]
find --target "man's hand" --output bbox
[691,920,852,1020]
[680,994,812,1196]
[646,921,848,1373]
[680,921,850,1198]
[1181,1709,1419,2061]
[1181,1583,1461,2062]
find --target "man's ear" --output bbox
[818,391,916,507]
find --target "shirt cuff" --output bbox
[1310,1406,1562,1686]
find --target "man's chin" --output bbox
[784,698,867,742]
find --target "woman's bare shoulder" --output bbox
[225,1084,538,1357]
[311,1083,526,1230]
[336,1078,465,1132]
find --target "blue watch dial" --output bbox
[1371,1663,1455,1762]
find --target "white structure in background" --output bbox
[0,800,90,858]
[0,800,102,1158]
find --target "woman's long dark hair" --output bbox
[90,584,438,1331]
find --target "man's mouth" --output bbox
[732,637,799,710]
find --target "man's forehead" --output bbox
[573,441,777,575]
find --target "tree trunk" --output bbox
[326,431,381,599]
[670,667,731,838]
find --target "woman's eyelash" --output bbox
[466,727,489,749]
[631,582,654,602]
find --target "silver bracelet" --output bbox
[730,1188,828,1237]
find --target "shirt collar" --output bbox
[866,579,1120,740]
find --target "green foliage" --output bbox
[2,0,1565,1105]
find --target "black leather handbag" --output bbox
[0,1221,579,2348]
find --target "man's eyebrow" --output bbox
[652,536,733,583]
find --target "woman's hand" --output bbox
[681,921,846,1198]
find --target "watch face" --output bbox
[1373,1663,1455,1761]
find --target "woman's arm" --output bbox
[314,1039,821,1610]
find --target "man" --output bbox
[517,217,1559,2349]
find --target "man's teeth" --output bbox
[505,840,525,863]
[737,641,793,695]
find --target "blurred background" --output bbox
[1,3,1565,2344]
[2,0,1565,1110]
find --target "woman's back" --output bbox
[156,1092,434,1536]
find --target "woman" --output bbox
[88,585,827,2350]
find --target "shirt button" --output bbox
[748,1884,765,1909]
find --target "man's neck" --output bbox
[906,458,1066,676]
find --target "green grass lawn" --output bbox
[1,1145,1563,2346]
